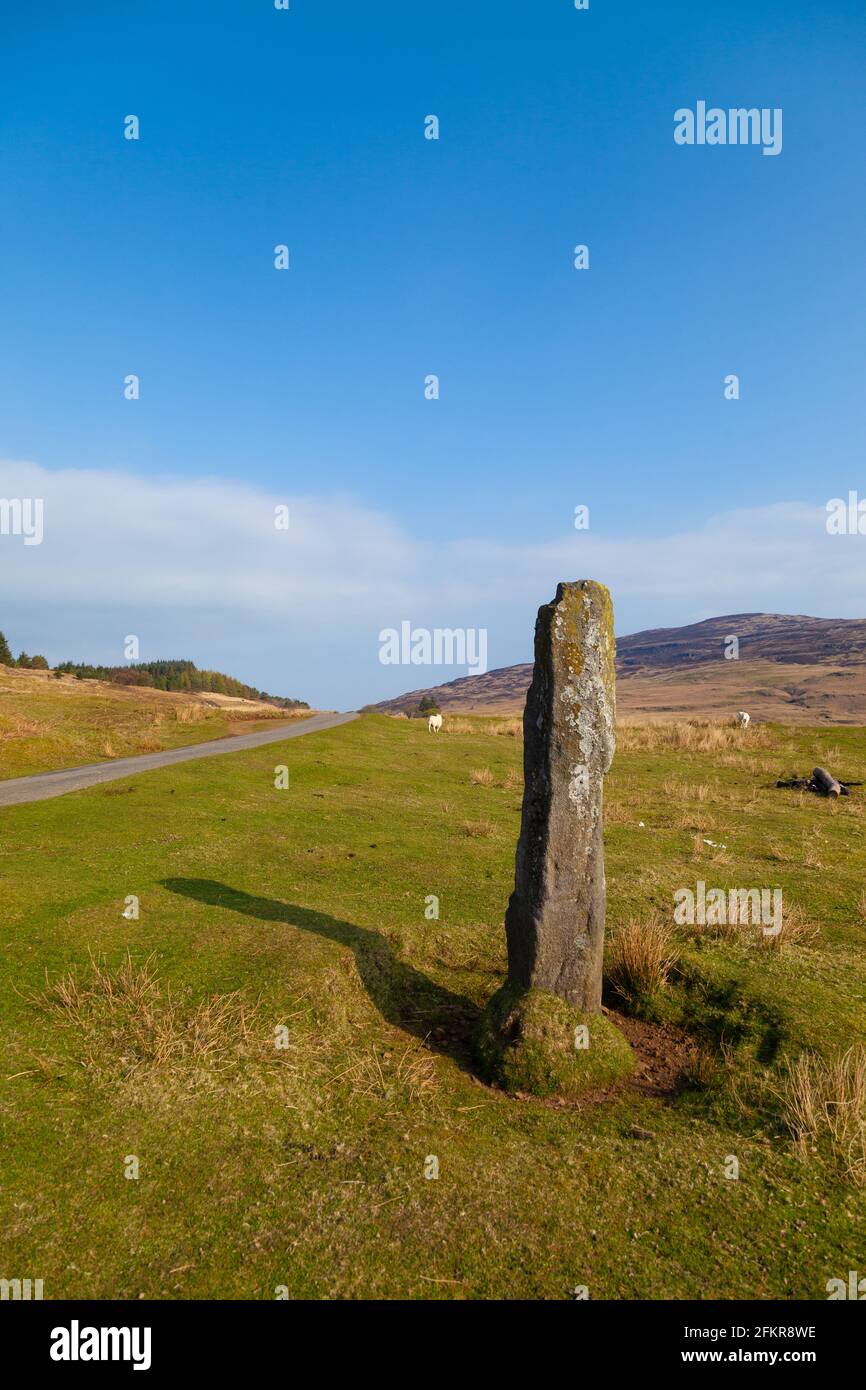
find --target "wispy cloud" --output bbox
[2,458,864,706]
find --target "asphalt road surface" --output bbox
[0,711,359,807]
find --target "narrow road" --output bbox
[0,711,359,807]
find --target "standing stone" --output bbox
[476,581,630,1100]
[478,578,633,1095]
[505,581,616,1011]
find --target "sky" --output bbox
[1,1,865,708]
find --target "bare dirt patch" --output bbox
[535,1009,700,1110]
[604,1009,699,1098]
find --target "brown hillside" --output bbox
[368,613,866,725]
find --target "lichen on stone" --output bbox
[567,762,590,808]
[556,582,616,779]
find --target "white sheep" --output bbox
[427,713,443,733]
[736,711,751,728]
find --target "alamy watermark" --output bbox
[674,102,782,157]
[827,1270,866,1299]
[0,1277,43,1300]
[0,497,43,545]
[826,492,866,535]
[379,622,488,676]
[674,881,782,937]
[50,1322,151,1370]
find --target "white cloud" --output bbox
[442,502,866,611]
[0,458,420,615]
[2,458,864,707]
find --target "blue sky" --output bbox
[2,1,865,707]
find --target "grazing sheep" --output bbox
[736,711,751,728]
[427,713,443,733]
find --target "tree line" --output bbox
[0,631,48,669]
[0,633,307,709]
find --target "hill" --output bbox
[368,612,866,724]
[52,657,307,710]
[0,627,308,711]
[0,665,313,780]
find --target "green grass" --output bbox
[1,714,865,1299]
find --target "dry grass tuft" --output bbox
[174,702,205,724]
[663,779,712,802]
[462,819,496,838]
[761,900,820,950]
[777,1046,866,1185]
[334,1042,437,1104]
[469,767,494,786]
[605,916,679,1007]
[617,720,772,755]
[30,952,261,1080]
[0,715,47,741]
[766,839,793,863]
[488,718,522,738]
[680,894,817,950]
[445,716,521,738]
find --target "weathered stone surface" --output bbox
[504,580,616,1012]
[475,580,630,1097]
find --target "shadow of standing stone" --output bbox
[476,581,634,1097]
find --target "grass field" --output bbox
[1,713,865,1299]
[0,667,309,780]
